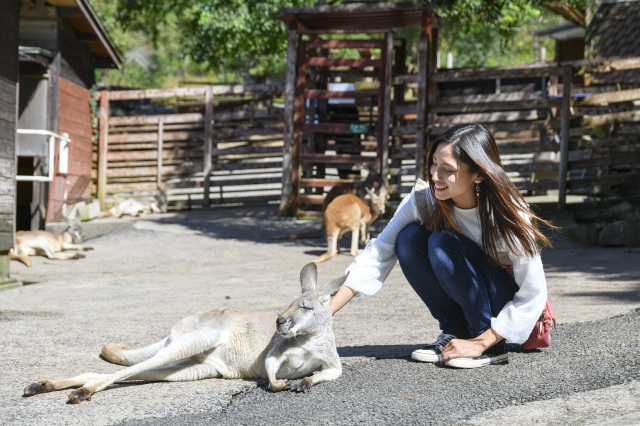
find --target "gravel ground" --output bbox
[1,206,638,425]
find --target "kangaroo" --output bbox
[23,263,347,404]
[10,217,93,267]
[108,187,167,218]
[269,170,383,241]
[314,186,387,264]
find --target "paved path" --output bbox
[0,206,638,425]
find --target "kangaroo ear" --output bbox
[320,272,349,302]
[300,262,318,293]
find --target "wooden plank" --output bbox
[432,64,564,82]
[157,118,163,186]
[430,99,560,114]
[300,178,358,187]
[97,90,109,209]
[304,89,378,99]
[109,130,205,144]
[304,39,384,49]
[104,84,283,101]
[305,57,381,68]
[302,122,373,134]
[110,113,204,126]
[300,154,375,164]
[580,110,640,126]
[436,110,543,125]
[575,88,640,106]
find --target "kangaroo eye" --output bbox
[301,305,313,310]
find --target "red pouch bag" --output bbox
[522,300,557,350]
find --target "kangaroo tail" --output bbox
[9,249,31,267]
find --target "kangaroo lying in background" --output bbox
[10,217,93,267]
[314,186,387,264]
[23,263,347,404]
[108,188,167,218]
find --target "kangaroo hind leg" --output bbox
[101,337,169,366]
[67,329,222,403]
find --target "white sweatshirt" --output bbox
[342,179,547,344]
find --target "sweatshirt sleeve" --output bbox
[490,249,548,344]
[341,181,426,295]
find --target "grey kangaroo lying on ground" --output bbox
[23,263,347,404]
[314,186,387,263]
[10,217,93,267]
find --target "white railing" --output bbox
[16,129,71,182]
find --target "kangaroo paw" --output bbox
[268,379,290,392]
[101,343,127,364]
[290,377,313,393]
[68,387,92,404]
[23,380,55,397]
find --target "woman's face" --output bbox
[430,142,482,209]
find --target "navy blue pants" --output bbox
[395,223,518,339]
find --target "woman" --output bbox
[329,123,553,369]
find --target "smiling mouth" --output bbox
[434,184,448,191]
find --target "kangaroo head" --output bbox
[276,262,348,338]
[62,216,85,243]
[365,186,388,216]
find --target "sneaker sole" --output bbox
[411,351,440,363]
[444,353,509,369]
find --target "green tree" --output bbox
[91,0,595,88]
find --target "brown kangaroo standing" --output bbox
[314,186,387,263]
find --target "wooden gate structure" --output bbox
[278,3,434,217]
[95,85,284,209]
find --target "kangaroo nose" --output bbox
[276,316,287,326]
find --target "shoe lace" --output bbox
[432,333,457,348]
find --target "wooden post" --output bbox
[280,25,298,216]
[203,85,213,206]
[557,66,572,211]
[380,32,394,190]
[97,90,109,210]
[291,37,307,217]
[415,11,431,180]
[157,117,163,187]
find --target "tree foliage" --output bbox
[91,0,595,88]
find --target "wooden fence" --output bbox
[94,85,284,209]
[93,57,640,214]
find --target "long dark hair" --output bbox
[425,123,554,262]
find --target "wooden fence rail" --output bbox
[95,85,285,210]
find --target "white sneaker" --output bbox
[444,340,509,369]
[411,333,457,363]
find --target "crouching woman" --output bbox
[330,123,554,368]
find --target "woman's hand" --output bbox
[440,328,503,363]
[440,339,486,362]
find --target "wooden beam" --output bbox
[97,90,109,210]
[304,89,378,99]
[558,66,572,211]
[280,26,298,216]
[414,10,430,180]
[157,118,163,187]
[305,57,382,68]
[380,31,393,188]
[203,86,214,206]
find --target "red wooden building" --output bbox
[17,0,122,230]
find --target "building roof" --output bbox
[278,2,425,34]
[48,0,123,69]
[535,22,586,40]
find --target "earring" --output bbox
[475,182,480,199]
